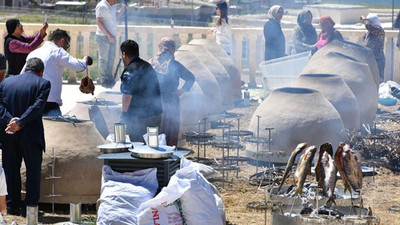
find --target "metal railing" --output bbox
[5,24,399,83]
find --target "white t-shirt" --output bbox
[214,19,232,55]
[96,0,118,37]
[0,167,7,196]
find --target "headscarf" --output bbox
[267,5,283,21]
[297,10,316,38]
[366,13,381,28]
[317,16,336,49]
[6,19,19,35]
[150,37,176,75]
[320,16,335,32]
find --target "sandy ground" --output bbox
[3,91,400,224]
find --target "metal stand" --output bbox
[44,148,62,214]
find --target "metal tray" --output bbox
[97,142,133,154]
[129,144,175,159]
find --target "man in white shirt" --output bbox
[24,29,91,116]
[96,0,126,88]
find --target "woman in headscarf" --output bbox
[263,5,285,60]
[316,16,343,50]
[361,13,385,82]
[149,37,195,147]
[208,0,232,55]
[291,10,317,54]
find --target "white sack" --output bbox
[138,158,223,225]
[97,166,158,225]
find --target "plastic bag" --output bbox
[138,158,223,225]
[138,159,223,225]
[97,166,158,225]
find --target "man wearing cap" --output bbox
[95,0,126,88]
[4,19,48,77]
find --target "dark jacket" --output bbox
[263,18,285,60]
[120,57,162,119]
[4,35,28,75]
[0,71,51,150]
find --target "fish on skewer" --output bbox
[315,143,337,206]
[293,145,317,196]
[335,142,363,207]
[277,142,308,192]
[343,144,363,192]
[335,143,363,194]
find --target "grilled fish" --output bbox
[293,145,317,196]
[343,144,363,192]
[335,143,362,194]
[278,142,307,192]
[316,143,337,205]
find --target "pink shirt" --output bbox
[9,33,45,54]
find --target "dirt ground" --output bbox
[3,101,400,225]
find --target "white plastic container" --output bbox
[260,52,310,97]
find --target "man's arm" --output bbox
[58,50,88,73]
[97,17,115,42]
[116,5,127,19]
[16,80,50,127]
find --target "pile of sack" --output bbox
[97,158,225,225]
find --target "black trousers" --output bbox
[2,139,43,210]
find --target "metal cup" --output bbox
[114,123,126,143]
[147,126,159,148]
[70,202,81,224]
[26,205,38,225]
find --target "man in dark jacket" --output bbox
[120,40,162,142]
[0,58,50,216]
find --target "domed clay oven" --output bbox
[293,74,360,130]
[246,87,345,163]
[23,119,107,204]
[302,51,378,127]
[175,50,224,115]
[179,44,234,110]
[313,40,380,87]
[189,39,242,102]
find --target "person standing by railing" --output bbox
[291,10,317,54]
[4,19,48,77]
[95,0,127,88]
[263,5,285,60]
[207,0,232,56]
[315,16,343,50]
[394,11,400,50]
[361,14,385,83]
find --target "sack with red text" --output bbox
[138,161,223,225]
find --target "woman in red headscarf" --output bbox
[316,16,343,50]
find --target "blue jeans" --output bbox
[96,35,116,87]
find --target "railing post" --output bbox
[68,30,79,83]
[248,34,258,87]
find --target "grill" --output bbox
[98,151,189,192]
